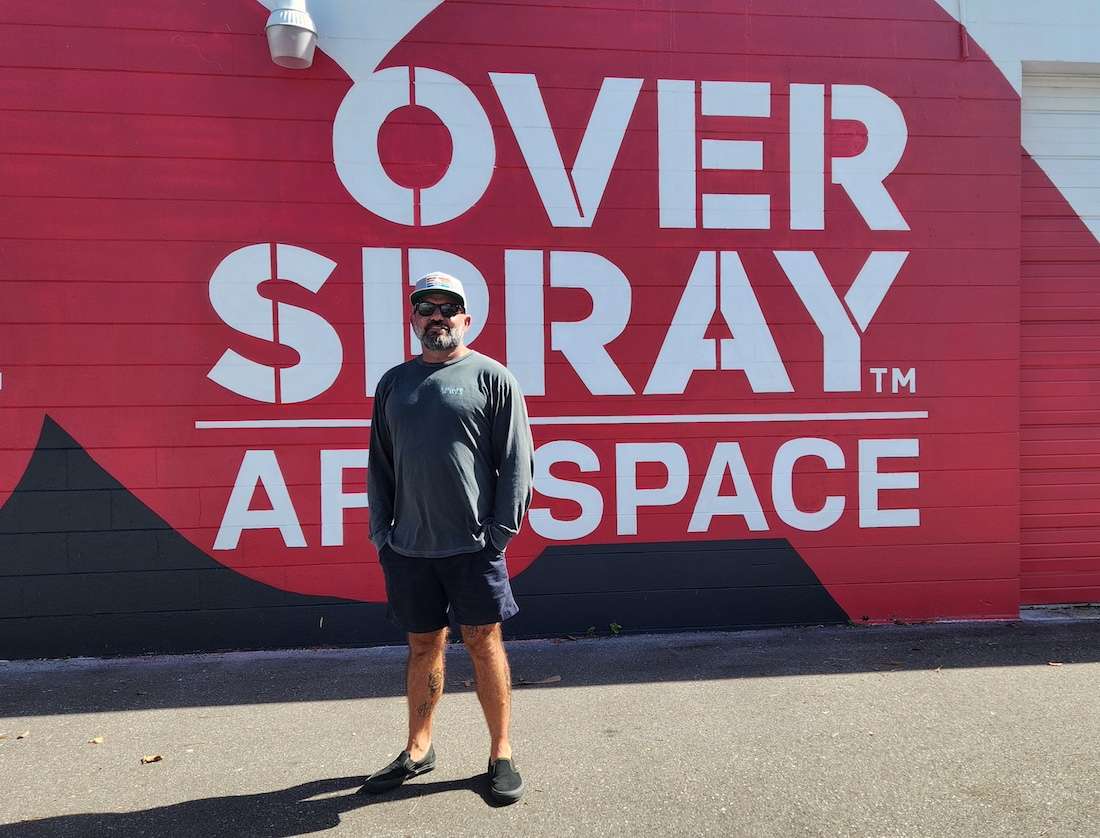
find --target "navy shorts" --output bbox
[378,543,519,634]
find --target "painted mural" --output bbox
[3,0,1084,656]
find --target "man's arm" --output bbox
[488,371,535,552]
[367,379,396,551]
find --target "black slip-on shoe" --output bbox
[488,757,524,803]
[358,746,436,794]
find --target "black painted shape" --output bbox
[507,539,848,636]
[0,416,401,659]
[0,417,848,659]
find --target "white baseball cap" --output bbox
[410,271,466,307]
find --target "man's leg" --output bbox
[460,622,512,761]
[405,626,448,761]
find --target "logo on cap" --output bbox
[410,272,466,306]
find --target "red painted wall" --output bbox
[0,0,1043,655]
[1021,153,1100,605]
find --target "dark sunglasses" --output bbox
[414,301,465,317]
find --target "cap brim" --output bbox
[410,288,465,306]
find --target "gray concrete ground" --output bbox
[2,619,1099,838]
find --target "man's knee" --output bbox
[460,622,502,655]
[408,627,448,656]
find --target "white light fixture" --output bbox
[266,0,318,69]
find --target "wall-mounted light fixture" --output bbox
[266,0,318,69]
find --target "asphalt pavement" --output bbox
[2,618,1099,837]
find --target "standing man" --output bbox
[361,271,534,804]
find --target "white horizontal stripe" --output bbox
[196,419,372,429]
[195,411,928,430]
[529,411,929,426]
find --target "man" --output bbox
[361,271,534,804]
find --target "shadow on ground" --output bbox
[1,774,495,837]
[3,621,1099,718]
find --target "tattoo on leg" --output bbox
[428,669,443,696]
[416,700,431,718]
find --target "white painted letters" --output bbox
[491,74,642,228]
[215,450,306,549]
[615,443,689,536]
[208,243,341,404]
[689,442,767,532]
[530,441,604,540]
[776,250,908,391]
[320,449,370,547]
[645,251,793,394]
[858,439,920,528]
[550,251,634,394]
[504,249,546,396]
[333,66,495,225]
[772,438,845,532]
[831,85,910,231]
[657,79,697,229]
[701,81,771,229]
[790,84,826,230]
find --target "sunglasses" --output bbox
[414,301,465,317]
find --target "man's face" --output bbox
[411,292,472,352]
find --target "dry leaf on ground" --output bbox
[16,731,29,740]
[88,737,104,745]
[140,754,163,764]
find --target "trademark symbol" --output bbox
[869,367,916,394]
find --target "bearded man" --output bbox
[361,271,534,804]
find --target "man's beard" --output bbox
[417,323,462,352]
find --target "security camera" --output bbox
[266,0,318,69]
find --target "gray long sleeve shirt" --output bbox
[368,351,535,558]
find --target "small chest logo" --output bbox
[441,386,464,396]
